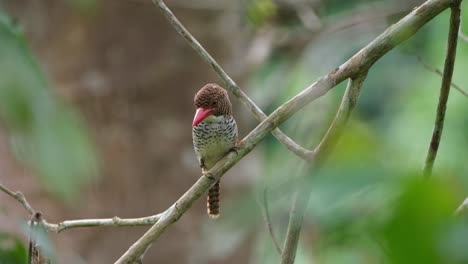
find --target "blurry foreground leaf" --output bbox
[246,0,277,27]
[0,12,97,201]
[382,178,460,264]
[0,233,27,264]
[22,214,55,264]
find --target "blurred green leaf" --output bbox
[0,233,27,264]
[382,178,459,264]
[0,12,97,201]
[246,0,277,28]
[245,1,468,263]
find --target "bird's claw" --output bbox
[230,142,242,155]
[203,171,216,181]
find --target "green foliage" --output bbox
[382,179,459,264]
[232,1,468,263]
[0,233,27,264]
[246,0,277,28]
[0,12,97,201]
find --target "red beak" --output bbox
[192,108,213,127]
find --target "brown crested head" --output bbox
[194,83,232,116]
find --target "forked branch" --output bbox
[281,74,368,264]
[151,0,315,161]
[0,1,463,263]
[116,0,457,262]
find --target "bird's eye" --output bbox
[212,102,217,107]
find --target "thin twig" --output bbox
[116,0,455,262]
[423,0,461,177]
[259,188,282,255]
[281,74,368,264]
[0,182,35,215]
[43,214,163,233]
[151,0,315,161]
[281,183,308,264]
[455,197,468,216]
[313,74,367,157]
[320,0,419,35]
[0,182,163,232]
[417,56,468,98]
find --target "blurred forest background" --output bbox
[0,0,467,263]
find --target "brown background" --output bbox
[0,1,259,263]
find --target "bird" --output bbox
[192,83,238,219]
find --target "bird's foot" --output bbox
[202,171,216,181]
[229,141,243,155]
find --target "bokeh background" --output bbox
[0,0,467,263]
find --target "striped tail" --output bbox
[207,180,220,219]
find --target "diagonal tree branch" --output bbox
[115,0,456,262]
[151,0,315,161]
[281,74,368,264]
[423,0,461,177]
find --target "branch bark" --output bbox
[423,0,461,177]
[115,0,457,262]
[281,74,368,264]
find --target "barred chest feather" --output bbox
[192,115,238,170]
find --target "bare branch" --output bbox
[423,0,461,177]
[281,74,368,264]
[0,182,35,215]
[313,75,367,157]
[116,0,455,262]
[417,56,468,98]
[43,214,162,233]
[151,0,315,161]
[259,188,282,255]
[1,182,162,233]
